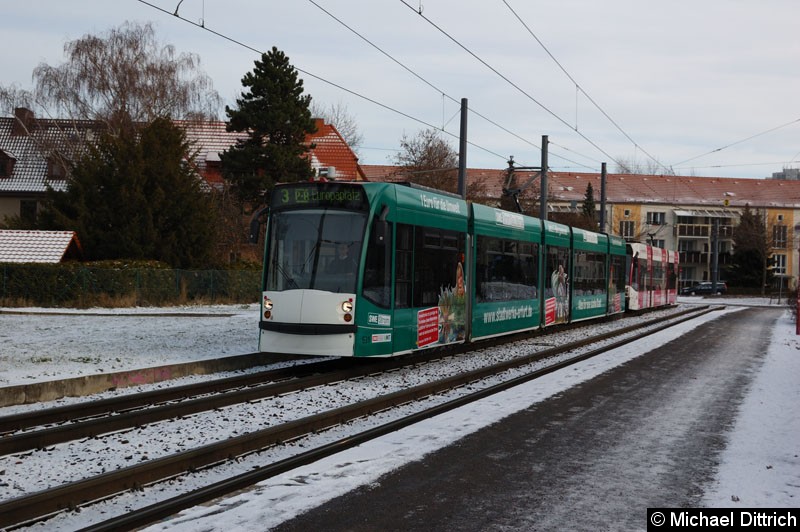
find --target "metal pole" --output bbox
[457,98,468,199]
[540,135,548,222]
[600,162,607,233]
[711,219,719,292]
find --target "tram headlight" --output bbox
[263,297,273,320]
[341,299,353,322]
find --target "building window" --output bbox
[619,220,635,239]
[623,209,631,218]
[651,239,665,249]
[773,225,788,249]
[646,212,665,225]
[47,156,67,180]
[773,254,787,275]
[20,200,37,224]
[0,151,15,178]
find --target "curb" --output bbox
[0,352,294,408]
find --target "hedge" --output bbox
[0,262,261,307]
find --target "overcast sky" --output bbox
[2,0,798,178]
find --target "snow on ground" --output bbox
[0,304,260,386]
[141,300,799,531]
[0,296,797,530]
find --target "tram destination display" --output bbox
[271,183,368,211]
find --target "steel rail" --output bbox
[0,355,342,432]
[81,306,717,532]
[0,306,713,530]
[0,307,697,455]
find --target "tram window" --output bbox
[544,245,570,301]
[544,245,570,323]
[638,257,648,290]
[395,224,413,309]
[415,226,465,307]
[363,219,393,308]
[573,252,607,296]
[476,235,538,302]
[266,209,366,293]
[667,262,677,290]
[610,254,626,294]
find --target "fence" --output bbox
[0,264,262,307]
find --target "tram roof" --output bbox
[360,165,800,210]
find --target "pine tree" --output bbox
[221,47,317,209]
[39,117,216,267]
[581,182,597,228]
[729,204,771,291]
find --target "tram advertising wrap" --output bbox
[258,181,678,357]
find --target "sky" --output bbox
[1,0,799,178]
[0,299,797,530]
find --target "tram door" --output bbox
[358,217,395,356]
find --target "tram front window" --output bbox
[266,209,366,293]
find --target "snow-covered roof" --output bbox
[0,230,83,263]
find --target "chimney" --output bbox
[11,107,35,136]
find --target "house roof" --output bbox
[0,110,95,195]
[0,110,363,197]
[178,117,364,186]
[306,119,364,181]
[360,165,800,210]
[0,230,83,263]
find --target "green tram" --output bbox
[259,181,635,357]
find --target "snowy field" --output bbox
[0,303,260,387]
[0,296,797,529]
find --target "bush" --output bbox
[0,262,261,308]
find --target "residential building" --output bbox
[0,109,361,262]
[363,165,800,289]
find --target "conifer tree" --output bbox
[581,182,597,228]
[221,47,317,208]
[39,117,216,267]
[729,204,771,292]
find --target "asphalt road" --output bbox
[273,307,781,531]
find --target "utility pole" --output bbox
[711,219,719,292]
[457,98,468,199]
[600,162,607,233]
[540,135,548,222]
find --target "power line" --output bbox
[672,117,800,167]
[135,0,511,163]
[305,0,593,171]
[500,0,670,174]
[398,0,625,169]
[676,160,800,171]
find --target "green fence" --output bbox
[0,264,262,307]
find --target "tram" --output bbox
[258,181,676,357]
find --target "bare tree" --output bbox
[392,128,486,201]
[310,100,363,154]
[394,128,456,188]
[614,156,675,176]
[22,22,221,132]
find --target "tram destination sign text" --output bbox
[273,184,368,210]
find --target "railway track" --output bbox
[0,306,715,530]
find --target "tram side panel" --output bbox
[570,228,609,322]
[607,235,627,315]
[470,204,542,340]
[667,250,679,305]
[626,242,647,311]
[542,221,572,326]
[384,185,470,355]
